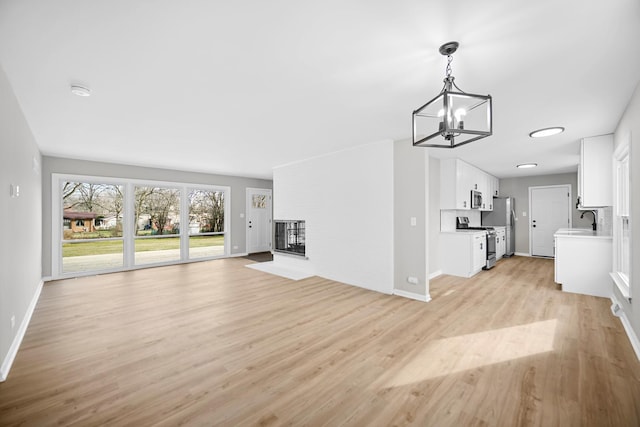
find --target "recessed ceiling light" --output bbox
[529,127,564,138]
[70,85,91,97]
[517,163,538,169]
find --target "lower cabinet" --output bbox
[554,234,612,298]
[440,232,487,278]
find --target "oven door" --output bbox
[484,231,497,269]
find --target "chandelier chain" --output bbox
[445,55,453,78]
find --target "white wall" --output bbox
[273,140,394,294]
[0,65,42,381]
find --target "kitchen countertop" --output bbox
[554,228,612,239]
[440,230,487,235]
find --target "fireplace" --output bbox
[274,220,305,257]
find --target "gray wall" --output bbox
[499,173,596,254]
[612,81,640,346]
[393,139,428,297]
[429,156,441,276]
[42,157,272,277]
[0,65,42,379]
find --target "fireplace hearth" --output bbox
[274,220,305,257]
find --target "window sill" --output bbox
[610,272,631,302]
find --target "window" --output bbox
[134,186,181,266]
[188,189,226,259]
[61,181,124,274]
[53,174,230,278]
[612,136,631,299]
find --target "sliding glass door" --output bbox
[53,174,230,278]
[134,186,181,266]
[61,181,124,274]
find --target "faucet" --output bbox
[580,210,597,231]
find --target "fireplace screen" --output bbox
[274,220,305,256]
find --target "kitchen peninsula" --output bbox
[554,228,613,298]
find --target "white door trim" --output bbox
[528,184,572,257]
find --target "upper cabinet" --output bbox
[491,175,500,198]
[578,135,613,208]
[440,158,498,211]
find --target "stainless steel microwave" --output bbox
[471,190,483,209]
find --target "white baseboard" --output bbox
[393,289,431,303]
[1,280,43,382]
[514,252,530,257]
[428,270,442,280]
[610,294,640,361]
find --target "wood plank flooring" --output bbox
[1,256,639,426]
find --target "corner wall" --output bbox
[273,140,394,294]
[41,157,272,277]
[393,139,429,300]
[428,156,441,277]
[0,65,42,381]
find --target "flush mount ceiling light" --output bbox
[70,85,91,97]
[529,127,564,138]
[517,163,538,169]
[412,41,492,148]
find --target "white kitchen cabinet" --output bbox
[491,176,499,198]
[554,229,613,298]
[440,158,497,211]
[495,227,506,260]
[440,159,473,210]
[440,231,487,278]
[476,172,490,211]
[578,134,613,208]
[472,234,486,271]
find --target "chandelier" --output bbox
[412,41,492,148]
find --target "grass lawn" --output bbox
[63,235,224,257]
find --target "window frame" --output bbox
[611,134,632,301]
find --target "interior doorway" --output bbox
[529,185,571,257]
[246,188,272,254]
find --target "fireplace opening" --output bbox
[274,220,305,257]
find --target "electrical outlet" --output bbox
[233,245,238,250]
[410,217,417,226]
[10,315,15,329]
[407,276,419,285]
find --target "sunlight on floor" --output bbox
[385,319,558,387]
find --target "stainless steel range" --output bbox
[456,216,496,270]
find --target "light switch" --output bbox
[522,211,527,217]
[10,184,19,198]
[410,217,417,226]
[240,213,245,218]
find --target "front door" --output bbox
[530,185,570,257]
[246,188,272,254]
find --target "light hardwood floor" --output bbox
[1,256,639,426]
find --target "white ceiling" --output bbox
[1,0,639,180]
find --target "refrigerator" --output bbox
[482,197,515,257]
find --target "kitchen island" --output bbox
[554,228,612,298]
